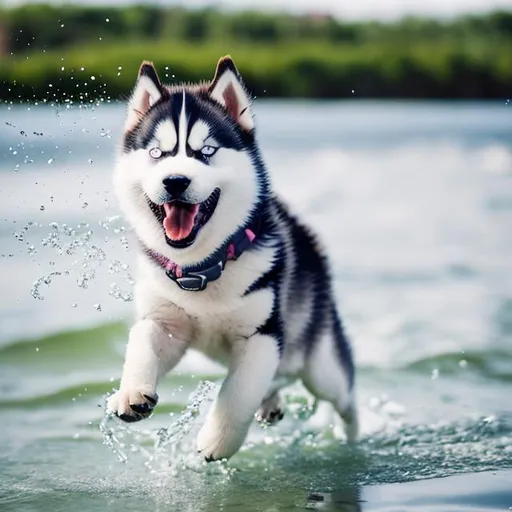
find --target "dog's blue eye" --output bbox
[201,145,218,157]
[149,147,162,160]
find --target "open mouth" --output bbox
[147,188,221,248]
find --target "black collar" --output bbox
[144,221,259,292]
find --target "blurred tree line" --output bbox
[0,4,511,100]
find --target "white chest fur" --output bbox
[134,245,276,361]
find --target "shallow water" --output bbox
[0,100,511,510]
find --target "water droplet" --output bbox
[106,18,110,22]
[47,158,54,164]
[40,205,45,211]
[30,271,63,300]
[82,202,89,209]
[93,302,102,312]
[90,76,96,81]
[35,347,39,352]
[459,359,468,368]
[119,235,129,250]
[71,302,77,308]
[431,368,439,380]
[88,159,93,164]
[109,282,133,302]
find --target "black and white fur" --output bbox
[107,57,358,461]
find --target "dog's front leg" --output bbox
[197,334,280,461]
[107,319,187,422]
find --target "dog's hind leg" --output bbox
[301,331,358,442]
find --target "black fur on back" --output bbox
[246,197,355,388]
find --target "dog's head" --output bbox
[114,56,267,266]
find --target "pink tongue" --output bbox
[163,203,199,241]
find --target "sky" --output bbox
[4,0,512,21]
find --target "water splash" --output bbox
[100,381,221,476]
[109,283,133,302]
[31,271,67,300]
[22,217,133,301]
[108,259,134,302]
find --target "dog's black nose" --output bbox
[162,175,191,199]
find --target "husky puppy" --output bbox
[107,56,358,461]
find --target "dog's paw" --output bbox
[255,406,284,425]
[196,415,248,462]
[106,388,158,423]
[255,393,284,425]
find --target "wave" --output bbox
[350,347,512,383]
[0,380,115,409]
[354,347,512,382]
[401,349,512,382]
[0,322,128,363]
[3,321,512,385]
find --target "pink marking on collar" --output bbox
[175,265,183,279]
[245,228,256,243]
[227,243,236,260]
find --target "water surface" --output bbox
[0,100,511,511]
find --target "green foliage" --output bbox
[0,4,511,100]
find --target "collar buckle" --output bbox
[166,260,224,292]
[167,271,208,292]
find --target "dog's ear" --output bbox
[209,56,254,132]
[125,61,165,132]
